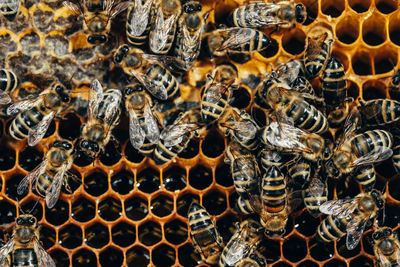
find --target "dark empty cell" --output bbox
[252,106,268,127]
[98,197,122,221]
[84,171,108,197]
[309,237,335,261]
[137,168,160,193]
[124,142,145,163]
[178,243,202,267]
[177,194,199,217]
[282,30,305,55]
[216,213,239,242]
[352,55,372,75]
[99,142,122,166]
[0,145,15,170]
[151,194,173,217]
[201,130,225,158]
[230,87,251,109]
[347,80,360,99]
[282,235,307,262]
[72,248,97,267]
[72,197,95,222]
[59,224,83,249]
[6,174,27,200]
[0,201,15,225]
[376,0,397,14]
[230,53,251,64]
[362,231,374,255]
[61,169,81,195]
[125,196,148,221]
[73,150,94,166]
[375,57,397,74]
[348,0,371,13]
[44,120,56,139]
[164,219,188,245]
[362,15,387,46]
[336,179,360,199]
[323,259,347,267]
[363,32,385,46]
[389,176,400,200]
[163,166,187,192]
[259,238,281,264]
[20,199,43,221]
[188,165,213,190]
[58,113,81,140]
[39,225,56,249]
[50,249,70,267]
[350,255,373,266]
[241,74,261,89]
[85,223,109,249]
[294,211,321,236]
[112,221,136,247]
[111,170,134,194]
[112,116,129,143]
[178,138,199,159]
[362,81,386,100]
[298,260,319,267]
[336,16,359,44]
[259,38,279,58]
[321,0,345,17]
[138,221,162,246]
[152,244,176,266]
[203,190,227,215]
[19,147,43,172]
[126,246,150,267]
[45,199,69,226]
[375,159,397,178]
[215,163,233,187]
[99,247,123,267]
[273,262,292,267]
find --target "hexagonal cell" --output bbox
[111,170,134,195]
[259,238,281,264]
[0,201,16,225]
[201,129,225,158]
[72,248,97,267]
[99,247,123,267]
[21,199,43,221]
[125,195,149,221]
[124,142,145,163]
[150,194,173,217]
[323,259,347,267]
[381,204,400,228]
[335,14,359,45]
[112,221,136,247]
[389,12,400,46]
[309,237,335,261]
[19,147,43,172]
[177,193,200,217]
[373,49,398,74]
[231,87,251,109]
[58,113,81,140]
[376,0,398,14]
[259,38,279,58]
[126,246,150,267]
[350,255,373,266]
[362,230,374,256]
[98,197,122,221]
[178,243,202,267]
[362,13,387,46]
[39,225,56,249]
[362,80,386,100]
[50,249,70,267]
[152,244,176,266]
[389,177,400,201]
[203,190,227,216]
[73,150,94,167]
[282,29,305,55]
[0,144,16,170]
[45,199,69,226]
[294,211,320,236]
[163,166,187,192]
[348,0,371,13]
[215,163,233,187]
[321,0,345,17]
[59,224,83,249]
[188,165,213,190]
[84,171,108,197]
[137,168,160,193]
[352,51,372,76]
[216,213,239,242]
[99,142,122,166]
[72,197,96,222]
[282,235,307,262]
[164,219,188,245]
[298,260,319,267]
[178,138,200,159]
[347,80,360,100]
[85,223,109,249]
[138,221,162,246]
[6,174,27,200]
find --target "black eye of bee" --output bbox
[81,140,89,148]
[383,228,392,237]
[373,231,383,240]
[183,3,202,14]
[53,141,62,147]
[63,142,72,150]
[61,94,70,102]
[28,217,35,225]
[90,143,99,152]
[87,35,107,44]
[295,4,306,23]
[17,218,24,225]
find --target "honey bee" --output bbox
[357,98,400,127]
[63,0,130,45]
[0,214,55,267]
[353,165,376,192]
[372,226,400,267]
[205,27,271,57]
[201,64,238,124]
[389,68,400,91]
[114,45,180,100]
[0,0,20,21]
[7,82,71,146]
[235,250,267,267]
[188,202,224,265]
[292,76,315,95]
[0,69,19,93]
[287,159,311,187]
[78,80,122,159]
[228,1,307,29]
[149,0,181,54]
[17,140,77,208]
[393,142,400,174]
[304,25,334,79]
[317,189,385,250]
[124,81,160,157]
[219,219,263,267]
[181,0,201,14]
[259,150,283,171]
[302,168,328,218]
[126,0,154,47]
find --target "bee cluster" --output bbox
[0,0,399,266]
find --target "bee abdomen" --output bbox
[261,166,286,213]
[288,161,311,187]
[292,76,315,95]
[126,6,152,46]
[352,129,393,157]
[235,196,254,215]
[361,99,400,126]
[228,3,263,28]
[322,57,347,107]
[153,132,192,165]
[305,42,331,78]
[303,184,327,218]
[353,165,376,192]
[0,69,18,92]
[9,106,44,140]
[287,101,328,134]
[146,65,180,99]
[12,248,38,266]
[393,144,400,174]
[35,172,53,197]
[97,89,122,123]
[317,216,348,243]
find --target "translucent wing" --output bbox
[62,1,82,15]
[179,23,201,70]
[203,83,226,105]
[103,0,115,13]
[265,122,309,151]
[217,28,253,51]
[233,157,257,185]
[109,1,130,19]
[102,90,121,125]
[34,238,56,267]
[17,158,48,195]
[244,2,283,27]
[346,218,367,250]
[150,7,177,53]
[6,97,43,116]
[338,106,360,147]
[128,109,145,150]
[351,146,393,167]
[225,235,249,265]
[143,103,160,144]
[28,112,55,146]
[129,0,153,36]
[88,79,104,121]
[1,0,20,11]
[130,69,168,100]
[276,60,301,85]
[308,178,326,198]
[160,123,197,147]
[0,89,11,105]
[45,163,68,209]
[0,239,14,267]
[319,199,357,218]
[235,120,257,140]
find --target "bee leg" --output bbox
[64,182,72,194]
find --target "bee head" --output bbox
[16,214,37,226]
[295,4,307,24]
[185,13,201,31]
[325,158,340,178]
[55,84,71,103]
[80,140,100,157]
[53,140,73,150]
[114,45,130,64]
[183,2,202,14]
[15,215,37,243]
[371,189,385,209]
[124,83,145,96]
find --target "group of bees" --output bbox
[0,0,399,266]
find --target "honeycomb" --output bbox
[1,0,400,266]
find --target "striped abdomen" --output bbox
[288,160,311,187]
[304,41,332,79]
[232,156,258,195]
[351,130,393,157]
[0,69,18,92]
[228,2,266,28]
[97,89,122,125]
[11,248,38,267]
[227,28,270,53]
[292,76,315,95]
[137,113,156,156]
[145,64,180,99]
[126,4,153,46]
[354,165,376,192]
[322,57,347,108]
[235,196,253,215]
[152,131,193,165]
[316,215,351,243]
[261,165,286,213]
[9,103,47,140]
[35,171,55,198]
[149,18,176,54]
[302,179,327,217]
[393,144,400,174]
[359,99,400,126]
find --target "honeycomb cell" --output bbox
[21,199,43,221]
[324,259,347,267]
[374,50,397,74]
[84,171,108,197]
[98,197,122,221]
[151,194,173,217]
[309,237,335,261]
[177,193,200,217]
[337,234,362,258]
[298,260,319,267]
[282,29,306,55]
[241,73,261,89]
[178,243,202,267]
[362,13,387,46]
[99,247,123,267]
[152,244,176,266]
[137,168,160,193]
[20,31,41,55]
[335,14,359,45]
[39,225,56,249]
[188,165,213,190]
[99,142,122,166]
[203,190,227,215]
[125,195,149,221]
[45,35,69,56]
[45,199,69,226]
[72,248,97,267]
[126,246,150,267]
[274,262,292,267]
[72,197,96,222]
[59,224,83,249]
[73,150,94,167]
[163,166,187,192]
[259,238,281,264]
[6,174,27,200]
[231,87,251,109]
[389,177,400,202]
[282,235,307,262]
[124,142,145,163]
[19,147,43,172]
[138,221,162,246]
[215,163,233,187]
[375,159,397,178]
[111,170,134,195]
[58,113,82,141]
[201,129,225,158]
[389,12,400,46]
[362,230,374,255]
[347,80,360,99]
[259,38,279,58]
[350,255,373,266]
[294,211,321,236]
[85,222,109,249]
[362,80,387,100]
[376,0,398,14]
[216,213,239,242]
[0,144,15,170]
[352,51,372,75]
[112,221,136,247]
[321,0,345,17]
[50,249,70,267]
[348,0,371,13]
[33,6,54,33]
[164,219,188,245]
[178,138,200,159]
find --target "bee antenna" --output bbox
[28,198,40,215]
[16,198,25,215]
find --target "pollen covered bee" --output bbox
[0,214,55,267]
[17,140,77,208]
[372,226,400,267]
[317,189,385,250]
[63,0,130,45]
[78,80,122,159]
[0,0,20,21]
[126,0,154,47]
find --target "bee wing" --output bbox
[0,89,11,105]
[45,163,68,209]
[0,239,14,267]
[3,0,20,11]
[217,28,253,51]
[28,112,55,146]
[276,60,301,85]
[358,102,383,121]
[6,97,43,116]
[109,1,130,19]
[351,146,393,167]
[266,122,308,151]
[160,123,197,147]
[143,102,160,144]
[128,109,145,150]
[338,107,360,146]
[204,83,227,105]
[130,69,168,100]
[141,54,178,70]
[308,177,326,198]
[150,8,178,53]
[319,199,357,218]
[34,238,56,267]
[17,158,48,195]
[346,218,367,250]
[62,1,82,15]
[103,90,122,125]
[235,120,258,140]
[128,0,153,36]
[88,79,104,121]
